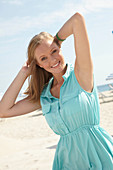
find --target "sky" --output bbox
[0,0,113,94]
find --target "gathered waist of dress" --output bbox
[60,124,100,137]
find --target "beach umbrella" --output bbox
[106,73,113,90]
[106,73,113,80]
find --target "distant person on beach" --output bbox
[0,12,113,169]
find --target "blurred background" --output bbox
[0,0,113,98]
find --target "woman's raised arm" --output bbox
[0,61,41,118]
[55,12,93,93]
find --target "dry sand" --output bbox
[0,91,113,170]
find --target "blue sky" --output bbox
[0,0,113,94]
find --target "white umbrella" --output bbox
[106,73,113,90]
[106,73,113,80]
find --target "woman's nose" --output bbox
[49,55,57,63]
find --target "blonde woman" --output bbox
[0,12,113,169]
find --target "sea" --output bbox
[0,83,113,101]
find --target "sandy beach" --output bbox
[0,91,113,170]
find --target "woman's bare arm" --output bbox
[0,96,41,118]
[55,12,93,93]
[0,61,41,118]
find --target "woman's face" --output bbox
[34,39,66,75]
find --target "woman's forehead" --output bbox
[39,40,54,49]
[35,40,57,56]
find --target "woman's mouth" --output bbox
[51,61,60,68]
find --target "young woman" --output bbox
[0,12,113,169]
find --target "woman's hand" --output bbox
[20,60,32,77]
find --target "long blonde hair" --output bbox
[24,32,60,103]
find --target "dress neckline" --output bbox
[49,63,68,99]
[40,63,73,99]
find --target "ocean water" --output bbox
[0,83,113,101]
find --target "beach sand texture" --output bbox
[0,91,113,170]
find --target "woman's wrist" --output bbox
[54,33,66,48]
[19,68,29,79]
[56,33,66,42]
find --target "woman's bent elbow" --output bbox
[73,12,84,22]
[74,12,84,18]
[0,106,8,118]
[0,105,4,118]
[0,112,4,118]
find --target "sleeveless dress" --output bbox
[40,63,113,170]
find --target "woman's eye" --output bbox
[52,49,57,54]
[41,57,47,61]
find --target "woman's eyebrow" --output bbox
[39,54,45,59]
[50,47,56,52]
[39,47,56,59]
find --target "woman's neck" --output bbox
[52,64,67,86]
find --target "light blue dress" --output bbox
[40,63,113,170]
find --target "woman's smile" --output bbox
[51,61,60,68]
